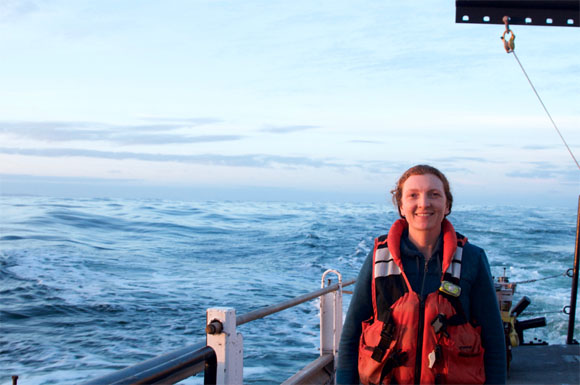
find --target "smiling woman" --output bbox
[337,164,507,385]
[392,165,452,259]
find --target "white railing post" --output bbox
[206,308,243,385]
[320,270,343,384]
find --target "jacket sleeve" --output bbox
[470,248,507,385]
[337,250,374,385]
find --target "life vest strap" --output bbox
[444,246,463,280]
[437,290,469,325]
[371,313,396,362]
[379,349,408,384]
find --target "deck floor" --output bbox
[507,344,580,385]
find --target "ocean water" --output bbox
[1,196,578,384]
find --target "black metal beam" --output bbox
[456,0,580,27]
[82,343,215,385]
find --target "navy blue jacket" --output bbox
[337,231,506,384]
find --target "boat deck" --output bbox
[507,344,580,384]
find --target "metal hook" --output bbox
[501,16,515,53]
[503,16,511,32]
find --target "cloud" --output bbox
[0,173,385,202]
[349,139,382,144]
[260,125,318,134]
[521,145,556,150]
[0,147,345,169]
[0,119,241,145]
[138,117,223,125]
[0,0,39,21]
[506,161,579,181]
[432,156,490,163]
[113,134,244,145]
[0,173,136,184]
[0,121,106,141]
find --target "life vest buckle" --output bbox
[371,321,396,362]
[431,313,450,338]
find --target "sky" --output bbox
[0,0,579,206]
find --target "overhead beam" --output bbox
[456,0,579,27]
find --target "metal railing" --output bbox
[82,342,216,385]
[237,276,356,326]
[205,270,355,384]
[85,270,355,385]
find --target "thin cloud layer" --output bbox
[433,156,490,164]
[521,145,557,150]
[0,147,345,169]
[0,119,242,145]
[0,0,39,21]
[506,161,578,181]
[138,117,223,125]
[260,125,318,134]
[349,139,382,144]
[0,173,136,184]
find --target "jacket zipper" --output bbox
[415,258,430,383]
[415,295,425,383]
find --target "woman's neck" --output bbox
[408,229,441,260]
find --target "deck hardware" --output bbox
[501,16,516,53]
[563,306,570,315]
[320,269,344,383]
[206,308,243,384]
[205,320,223,335]
[567,268,574,278]
[510,296,530,317]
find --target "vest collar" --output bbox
[387,218,458,276]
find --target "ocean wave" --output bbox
[1,196,577,384]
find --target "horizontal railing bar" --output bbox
[82,343,214,385]
[236,278,356,326]
[281,354,334,385]
[85,276,357,384]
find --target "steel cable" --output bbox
[512,271,567,285]
[511,50,580,170]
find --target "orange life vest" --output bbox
[358,219,485,384]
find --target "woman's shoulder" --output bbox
[456,231,485,255]
[456,232,487,272]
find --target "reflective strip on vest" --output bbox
[374,246,464,279]
[374,248,401,278]
[445,246,463,280]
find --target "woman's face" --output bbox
[400,173,449,236]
